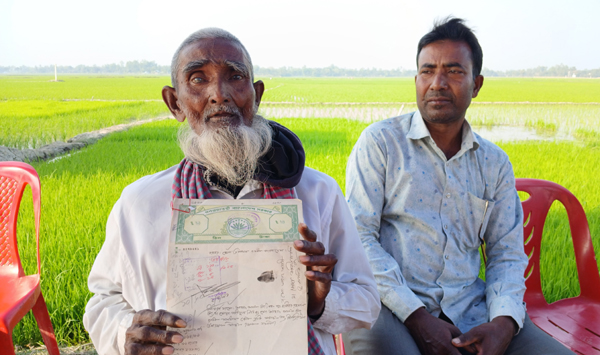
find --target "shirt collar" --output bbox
[407,110,431,140]
[460,119,480,151]
[407,110,480,152]
[208,179,263,198]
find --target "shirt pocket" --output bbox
[465,192,495,249]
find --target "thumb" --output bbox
[452,330,479,351]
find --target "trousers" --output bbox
[344,304,574,355]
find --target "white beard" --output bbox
[178,114,273,187]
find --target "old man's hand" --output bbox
[125,309,186,355]
[294,223,338,319]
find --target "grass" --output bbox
[502,141,600,299]
[260,77,600,103]
[476,77,600,103]
[13,120,185,346]
[2,75,598,149]
[259,103,600,137]
[10,117,600,347]
[0,100,169,149]
[466,104,600,135]
[0,76,172,149]
[2,76,599,103]
[0,76,170,101]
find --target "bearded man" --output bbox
[83,28,380,355]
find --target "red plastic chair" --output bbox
[517,178,600,354]
[0,162,59,354]
[334,334,345,355]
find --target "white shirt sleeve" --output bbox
[312,182,381,334]
[83,198,135,355]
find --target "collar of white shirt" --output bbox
[208,179,265,199]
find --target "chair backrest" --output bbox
[516,178,600,305]
[0,161,41,278]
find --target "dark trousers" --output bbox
[344,304,574,355]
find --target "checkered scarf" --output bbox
[172,158,325,355]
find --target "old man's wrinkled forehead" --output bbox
[179,57,251,83]
[170,28,254,88]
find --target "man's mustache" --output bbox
[424,92,453,101]
[201,105,243,122]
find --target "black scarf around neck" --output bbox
[208,120,305,197]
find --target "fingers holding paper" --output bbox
[294,223,338,319]
[125,309,186,355]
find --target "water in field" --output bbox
[473,125,574,142]
[260,103,585,142]
[260,103,410,122]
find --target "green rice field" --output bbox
[2,75,599,102]
[2,76,600,150]
[4,75,600,347]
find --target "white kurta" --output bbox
[83,165,380,355]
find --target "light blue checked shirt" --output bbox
[345,111,528,333]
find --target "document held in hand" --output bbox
[167,198,308,355]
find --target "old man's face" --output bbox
[162,37,272,187]
[168,38,263,131]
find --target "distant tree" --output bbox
[0,61,170,75]
[253,65,417,77]
[1,63,599,77]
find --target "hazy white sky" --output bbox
[1,0,598,71]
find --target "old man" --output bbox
[83,28,380,355]
[344,18,573,355]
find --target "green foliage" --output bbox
[0,76,170,100]
[2,76,599,150]
[466,104,600,137]
[259,77,417,103]
[258,77,600,103]
[501,141,600,300]
[13,120,184,347]
[0,100,169,148]
[3,76,600,103]
[475,78,600,103]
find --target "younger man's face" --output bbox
[415,40,483,125]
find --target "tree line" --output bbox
[0,60,170,75]
[482,64,600,78]
[1,62,599,78]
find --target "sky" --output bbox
[1,0,599,71]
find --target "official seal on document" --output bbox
[226,217,252,238]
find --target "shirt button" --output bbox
[446,193,451,198]
[444,225,448,229]
[445,255,449,260]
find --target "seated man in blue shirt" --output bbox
[344,17,573,355]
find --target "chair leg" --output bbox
[31,293,60,355]
[339,334,346,355]
[0,328,16,355]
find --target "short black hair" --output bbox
[417,17,483,79]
